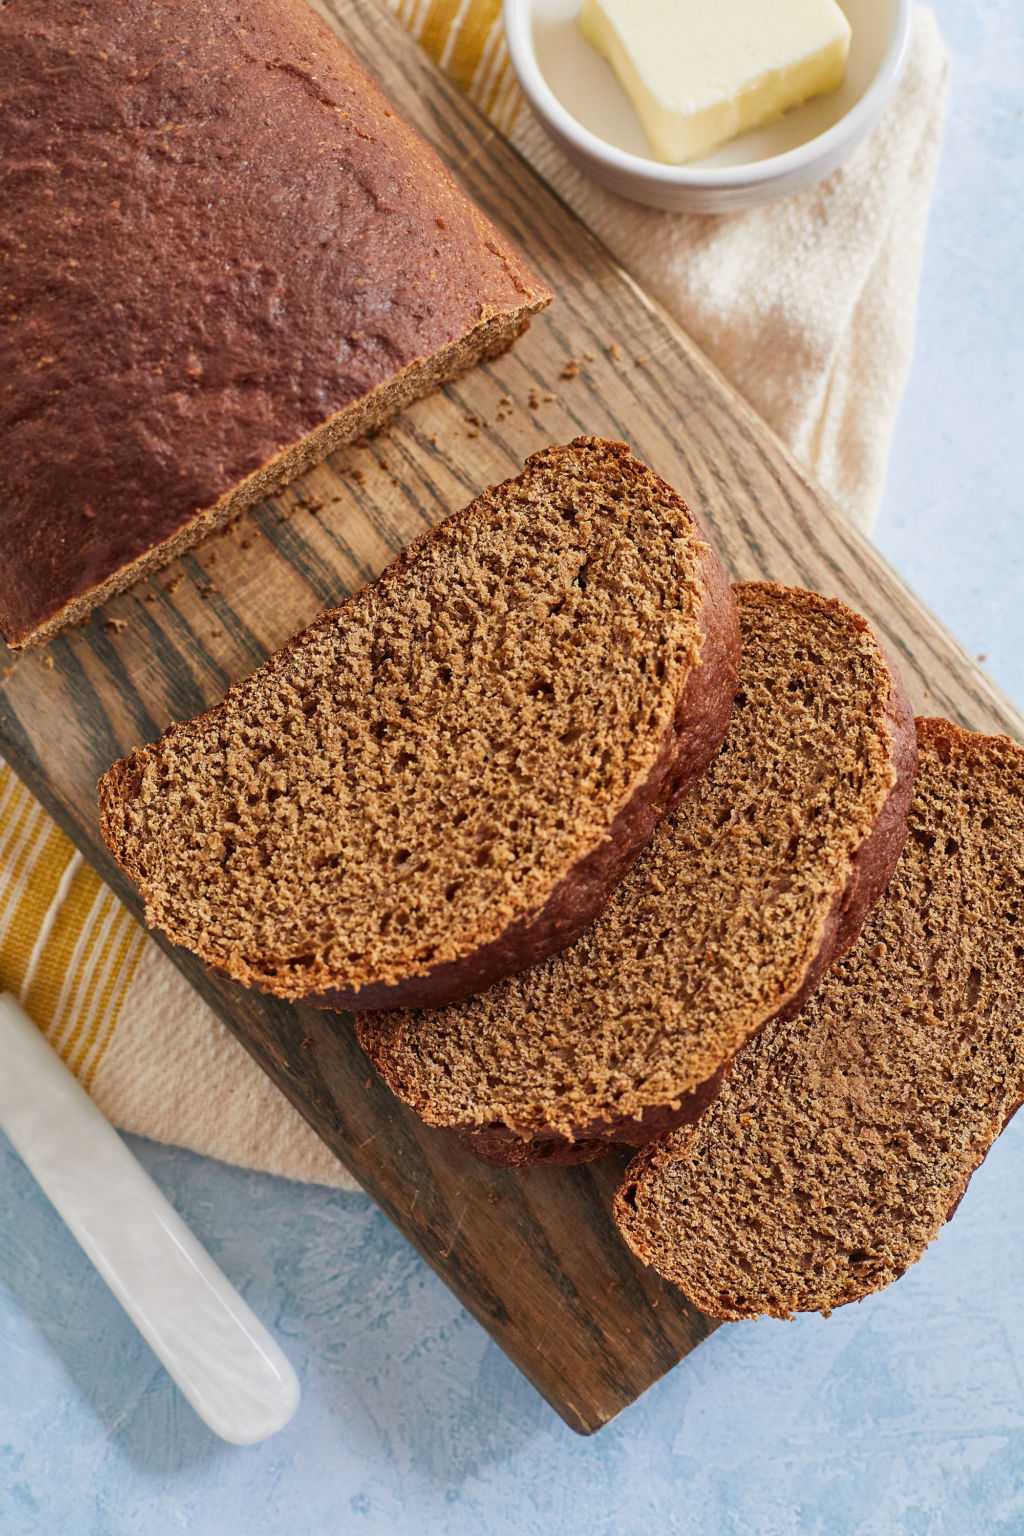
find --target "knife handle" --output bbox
[0,992,300,1444]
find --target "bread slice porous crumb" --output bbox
[99,438,739,1010]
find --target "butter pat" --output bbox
[578,0,852,165]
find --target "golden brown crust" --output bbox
[451,1065,731,1168]
[0,0,550,646]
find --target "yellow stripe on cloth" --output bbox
[0,762,146,1086]
[385,0,522,135]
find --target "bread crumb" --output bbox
[104,617,128,633]
[143,592,157,604]
[39,653,55,670]
[561,359,580,379]
[165,575,184,595]
[300,1036,317,1050]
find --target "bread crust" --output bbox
[434,586,918,1166]
[0,0,550,646]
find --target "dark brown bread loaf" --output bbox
[0,0,550,648]
[615,719,1024,1320]
[98,438,740,1010]
[357,583,916,1164]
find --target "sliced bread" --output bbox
[357,583,916,1163]
[98,438,739,1011]
[614,719,1024,1320]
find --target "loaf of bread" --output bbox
[357,583,916,1164]
[0,0,550,647]
[615,719,1024,1319]
[98,438,740,1010]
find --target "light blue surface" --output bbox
[2,2,1022,1531]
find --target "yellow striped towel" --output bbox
[0,0,947,1188]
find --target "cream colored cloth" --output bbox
[495,5,949,531]
[0,4,947,1189]
[0,803,353,1188]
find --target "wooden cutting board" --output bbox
[1,0,1021,1436]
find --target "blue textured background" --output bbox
[2,1,1022,1529]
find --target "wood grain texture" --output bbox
[1,0,1020,1434]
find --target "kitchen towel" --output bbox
[0,3,947,1189]
[413,0,948,533]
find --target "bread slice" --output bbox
[357,583,916,1164]
[615,719,1024,1320]
[98,438,740,1011]
[0,0,550,647]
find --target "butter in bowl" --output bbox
[578,0,852,165]
[504,0,913,211]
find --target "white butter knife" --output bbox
[0,991,300,1444]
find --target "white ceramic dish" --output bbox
[503,0,913,212]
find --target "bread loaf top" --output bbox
[0,0,548,644]
[98,438,739,1011]
[615,718,1024,1319]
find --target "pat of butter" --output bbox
[578,0,852,165]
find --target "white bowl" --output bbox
[503,0,913,212]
